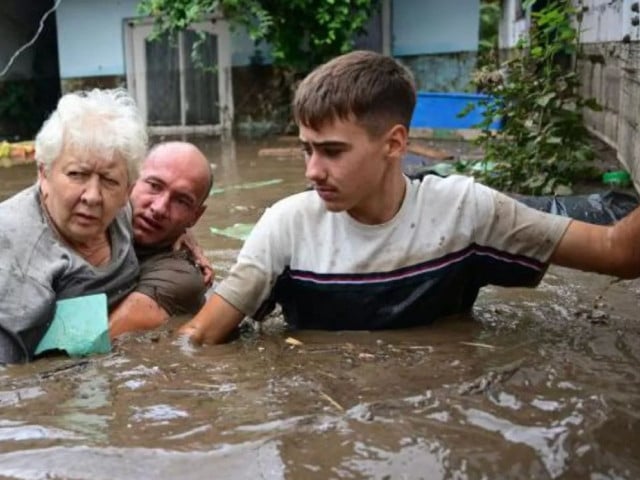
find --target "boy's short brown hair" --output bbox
[293,50,416,137]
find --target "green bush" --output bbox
[467,0,600,195]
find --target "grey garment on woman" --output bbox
[0,185,139,364]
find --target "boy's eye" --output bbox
[323,148,342,158]
[300,145,312,157]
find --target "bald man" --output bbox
[109,142,213,337]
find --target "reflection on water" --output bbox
[1,138,640,479]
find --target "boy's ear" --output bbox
[385,124,408,161]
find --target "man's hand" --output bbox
[109,292,169,339]
[173,230,214,287]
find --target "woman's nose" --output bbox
[80,176,102,205]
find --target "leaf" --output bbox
[553,183,573,196]
[536,92,556,107]
[583,97,602,111]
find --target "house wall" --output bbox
[0,0,61,138]
[52,0,481,129]
[55,0,268,93]
[392,0,479,92]
[0,17,35,81]
[57,0,138,77]
[498,0,528,49]
[56,0,138,92]
[577,0,640,189]
[497,0,640,190]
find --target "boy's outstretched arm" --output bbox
[551,206,640,278]
[178,293,245,344]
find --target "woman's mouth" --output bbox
[73,212,99,224]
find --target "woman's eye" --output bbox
[103,177,119,187]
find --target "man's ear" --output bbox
[191,204,207,227]
[385,124,408,162]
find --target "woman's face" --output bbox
[39,147,130,247]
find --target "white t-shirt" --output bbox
[216,175,571,330]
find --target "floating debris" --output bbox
[209,223,255,241]
[258,147,303,158]
[459,341,497,350]
[285,337,304,346]
[209,179,283,196]
[0,141,35,167]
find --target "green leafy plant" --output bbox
[138,0,379,73]
[0,81,39,139]
[477,1,501,69]
[467,0,601,195]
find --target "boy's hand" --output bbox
[177,293,245,345]
[176,321,204,345]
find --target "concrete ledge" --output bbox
[409,128,486,141]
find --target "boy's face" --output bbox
[299,118,405,224]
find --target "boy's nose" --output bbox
[304,152,327,183]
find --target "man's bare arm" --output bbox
[177,293,245,345]
[109,292,169,339]
[551,206,640,278]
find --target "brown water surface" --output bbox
[1,139,640,479]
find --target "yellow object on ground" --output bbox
[0,140,35,167]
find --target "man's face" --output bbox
[300,118,402,224]
[130,152,207,247]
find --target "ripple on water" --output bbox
[0,440,286,480]
[461,406,578,478]
[0,420,81,442]
[131,404,189,423]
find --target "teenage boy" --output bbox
[179,50,640,345]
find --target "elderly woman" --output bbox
[0,88,147,363]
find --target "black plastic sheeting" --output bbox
[403,156,638,225]
[512,191,638,225]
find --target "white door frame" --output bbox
[124,17,233,136]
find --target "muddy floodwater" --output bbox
[1,138,640,479]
